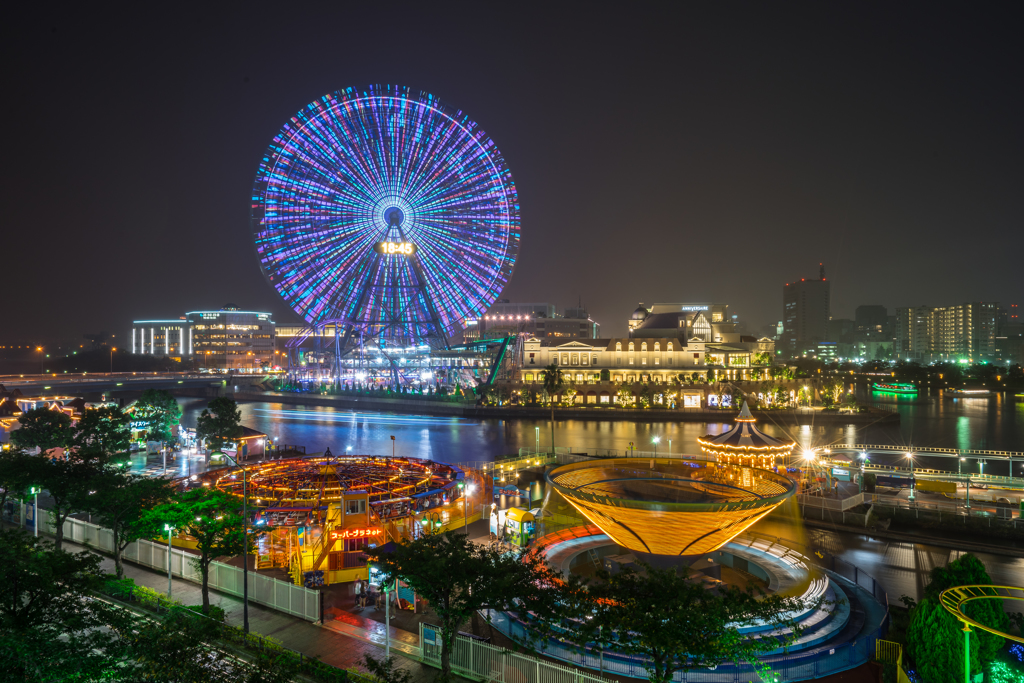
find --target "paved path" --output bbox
[60,538,440,683]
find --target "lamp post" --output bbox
[858,452,867,493]
[907,452,915,502]
[668,439,671,455]
[389,435,395,496]
[652,436,660,457]
[535,426,539,456]
[164,524,174,597]
[30,486,40,536]
[37,346,43,374]
[110,347,116,373]
[222,453,250,633]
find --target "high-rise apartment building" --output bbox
[780,264,830,356]
[894,306,930,360]
[894,302,998,361]
[928,302,998,361]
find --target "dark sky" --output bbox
[4,3,1022,341]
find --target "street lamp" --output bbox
[164,524,174,597]
[110,347,116,373]
[222,452,250,633]
[907,452,915,502]
[36,347,43,374]
[858,452,867,493]
[459,480,475,535]
[30,486,41,536]
[652,436,660,457]
[535,426,540,456]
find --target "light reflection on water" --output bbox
[178,386,1024,470]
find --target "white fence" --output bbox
[421,623,614,683]
[52,516,321,622]
[796,492,867,511]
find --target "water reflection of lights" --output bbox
[252,407,478,427]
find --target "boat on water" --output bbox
[946,388,993,397]
[871,381,918,394]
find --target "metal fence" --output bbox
[51,516,321,622]
[421,622,616,683]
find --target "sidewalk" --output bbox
[60,538,440,683]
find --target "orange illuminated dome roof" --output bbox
[546,458,795,556]
[697,401,796,469]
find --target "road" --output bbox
[755,509,1024,603]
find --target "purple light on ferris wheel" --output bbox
[251,85,520,345]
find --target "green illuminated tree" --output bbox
[0,530,133,680]
[563,561,809,683]
[196,397,243,453]
[72,405,132,461]
[133,388,182,443]
[147,486,251,613]
[0,448,34,522]
[365,531,562,683]
[906,597,978,683]
[10,407,73,453]
[82,471,174,578]
[22,454,106,550]
[924,553,1008,664]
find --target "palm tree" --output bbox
[540,363,564,454]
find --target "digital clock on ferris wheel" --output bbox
[376,241,417,255]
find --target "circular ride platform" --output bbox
[485,524,890,681]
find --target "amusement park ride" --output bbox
[196,449,470,585]
[251,85,522,390]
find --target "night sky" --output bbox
[4,3,1022,341]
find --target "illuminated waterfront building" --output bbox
[186,306,275,371]
[129,319,192,359]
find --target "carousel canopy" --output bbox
[699,402,795,452]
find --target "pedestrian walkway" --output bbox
[61,538,440,683]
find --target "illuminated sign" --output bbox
[680,305,709,311]
[129,420,149,431]
[377,242,417,256]
[329,527,384,541]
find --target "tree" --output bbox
[821,378,844,407]
[923,553,1008,664]
[197,397,244,453]
[365,531,561,682]
[0,448,34,522]
[564,561,809,683]
[616,385,635,407]
[82,471,174,578]
[0,530,133,680]
[561,379,578,407]
[23,454,106,550]
[906,597,979,683]
[133,388,182,443]
[72,405,132,461]
[600,368,611,382]
[362,654,414,683]
[147,486,251,613]
[540,364,564,453]
[10,407,73,453]
[753,351,773,366]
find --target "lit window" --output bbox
[628,342,634,351]
[616,342,622,351]
[641,342,647,352]
[654,342,660,352]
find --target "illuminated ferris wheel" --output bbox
[251,85,521,354]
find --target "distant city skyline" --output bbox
[3,4,1022,341]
